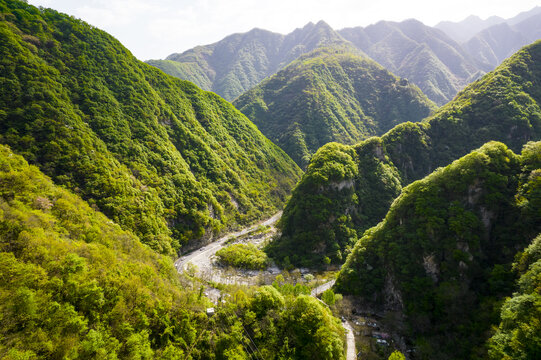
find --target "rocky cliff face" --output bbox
[335,141,541,359]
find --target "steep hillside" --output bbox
[464,12,541,68]
[0,0,302,255]
[148,21,346,101]
[488,234,541,360]
[234,46,435,168]
[335,141,541,359]
[269,40,541,268]
[0,143,345,359]
[339,19,483,105]
[0,143,205,358]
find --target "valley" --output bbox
[175,212,282,285]
[174,213,363,359]
[1,0,540,359]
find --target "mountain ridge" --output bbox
[435,14,505,43]
[149,20,346,101]
[234,45,436,168]
[152,18,488,105]
[464,11,541,68]
[339,19,485,105]
[0,0,302,255]
[436,6,541,43]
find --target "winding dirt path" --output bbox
[174,212,281,276]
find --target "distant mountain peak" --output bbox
[339,19,480,104]
[298,19,334,33]
[436,6,541,43]
[465,14,481,21]
[151,19,346,100]
[315,19,331,27]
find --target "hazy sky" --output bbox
[27,0,540,60]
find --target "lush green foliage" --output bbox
[335,141,541,359]
[267,139,403,267]
[234,46,435,168]
[224,284,345,360]
[321,289,342,306]
[215,243,269,270]
[146,59,214,92]
[0,0,302,254]
[0,144,207,358]
[0,143,345,358]
[388,351,406,360]
[271,40,541,268]
[488,235,541,360]
[149,21,345,101]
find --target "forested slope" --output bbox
[488,234,541,360]
[335,141,541,359]
[269,39,541,267]
[0,143,208,358]
[0,0,302,255]
[234,46,435,168]
[0,143,345,359]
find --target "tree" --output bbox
[388,350,406,360]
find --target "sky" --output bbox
[27,0,540,60]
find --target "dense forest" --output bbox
[0,1,352,358]
[0,0,302,255]
[234,46,435,168]
[488,233,541,359]
[335,141,541,359]
[1,0,540,359]
[270,39,541,268]
[0,143,344,359]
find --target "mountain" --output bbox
[268,39,541,268]
[233,46,436,168]
[437,7,541,44]
[335,141,541,359]
[152,19,485,106]
[0,143,345,359]
[435,15,505,43]
[151,11,539,108]
[148,21,346,101]
[464,11,541,68]
[339,19,484,105]
[0,2,346,358]
[508,6,541,25]
[0,0,302,255]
